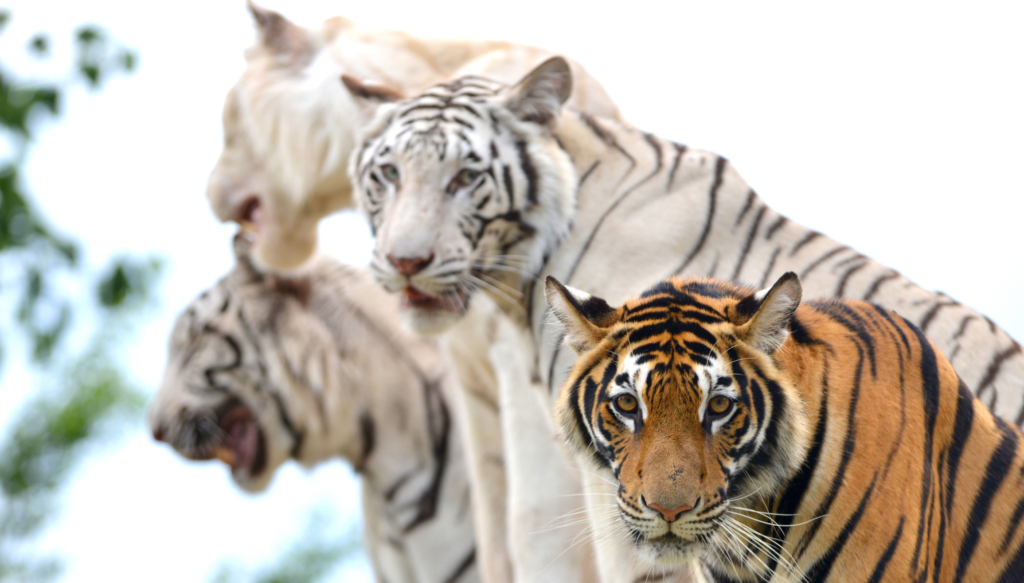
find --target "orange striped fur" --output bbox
[547,273,1024,582]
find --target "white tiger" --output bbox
[206,7,629,582]
[208,1,621,271]
[346,57,1024,582]
[148,235,478,583]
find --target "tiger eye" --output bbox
[454,168,481,187]
[380,164,400,182]
[709,396,732,415]
[615,394,638,414]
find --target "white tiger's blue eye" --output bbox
[449,168,481,192]
[456,169,480,185]
[380,164,400,183]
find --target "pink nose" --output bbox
[644,498,694,522]
[387,254,434,276]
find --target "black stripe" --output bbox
[997,537,1024,582]
[443,547,477,583]
[795,343,863,560]
[559,129,665,287]
[866,516,905,583]
[976,344,1023,403]
[803,471,879,581]
[672,156,727,276]
[758,247,783,289]
[666,142,688,188]
[834,260,868,298]
[788,231,821,257]
[862,270,900,302]
[1001,494,1024,555]
[764,215,788,240]
[953,417,1019,583]
[799,245,849,279]
[578,160,600,187]
[735,189,756,226]
[905,315,941,574]
[919,298,958,333]
[514,139,538,206]
[765,364,828,574]
[730,205,766,282]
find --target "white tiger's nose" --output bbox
[387,253,434,276]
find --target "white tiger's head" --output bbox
[148,236,368,492]
[347,58,578,334]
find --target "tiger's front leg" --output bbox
[444,299,514,583]
[490,317,601,583]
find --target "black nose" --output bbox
[151,424,165,442]
[387,253,434,276]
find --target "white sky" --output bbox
[1,1,1022,581]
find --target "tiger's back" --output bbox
[547,273,1024,582]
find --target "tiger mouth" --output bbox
[179,399,267,478]
[235,196,263,238]
[401,285,468,312]
[214,402,267,477]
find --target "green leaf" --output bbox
[75,26,101,46]
[118,50,136,72]
[28,34,48,56]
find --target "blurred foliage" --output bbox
[0,9,153,582]
[210,513,362,583]
[0,9,357,583]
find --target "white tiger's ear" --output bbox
[740,272,802,354]
[248,1,311,61]
[545,276,621,354]
[341,75,406,103]
[505,57,573,126]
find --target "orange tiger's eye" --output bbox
[709,396,732,415]
[615,394,638,413]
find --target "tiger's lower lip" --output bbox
[401,286,466,311]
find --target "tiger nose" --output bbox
[387,253,434,276]
[642,494,694,522]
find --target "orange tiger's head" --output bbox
[546,273,812,566]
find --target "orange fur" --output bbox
[551,273,1024,581]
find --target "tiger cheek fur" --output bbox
[349,59,577,334]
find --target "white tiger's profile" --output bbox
[347,57,1024,581]
[149,235,478,583]
[209,2,621,271]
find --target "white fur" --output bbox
[149,248,479,583]
[208,5,621,271]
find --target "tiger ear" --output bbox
[739,272,802,354]
[341,74,405,103]
[248,1,311,62]
[545,276,621,354]
[505,57,573,126]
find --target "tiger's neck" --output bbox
[303,262,452,495]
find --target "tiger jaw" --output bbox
[158,399,271,491]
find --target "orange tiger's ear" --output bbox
[545,276,621,354]
[739,272,802,354]
[505,57,572,126]
[341,75,405,103]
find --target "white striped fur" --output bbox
[148,236,478,583]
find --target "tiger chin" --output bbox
[546,272,1024,581]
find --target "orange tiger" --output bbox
[546,272,1024,582]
